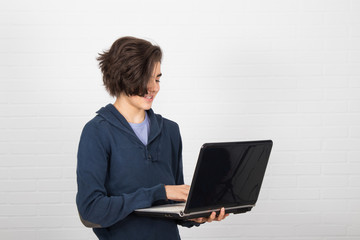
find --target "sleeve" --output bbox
[76,121,167,228]
[173,125,201,228]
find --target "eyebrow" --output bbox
[156,73,162,78]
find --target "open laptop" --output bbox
[134,140,273,220]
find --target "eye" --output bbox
[156,79,160,83]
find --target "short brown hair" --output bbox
[97,36,162,97]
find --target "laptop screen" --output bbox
[185,140,272,213]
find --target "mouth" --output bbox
[144,95,154,102]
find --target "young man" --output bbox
[76,36,228,240]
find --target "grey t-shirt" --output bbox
[129,112,150,146]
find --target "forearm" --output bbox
[77,182,167,228]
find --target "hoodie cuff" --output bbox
[151,184,167,202]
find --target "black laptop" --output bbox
[134,140,273,220]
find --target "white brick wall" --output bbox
[1,0,359,239]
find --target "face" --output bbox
[125,62,162,111]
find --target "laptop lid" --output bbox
[184,140,272,214]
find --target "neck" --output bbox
[113,95,146,124]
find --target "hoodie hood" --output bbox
[96,104,163,145]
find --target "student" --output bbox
[76,36,228,240]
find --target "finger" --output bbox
[181,186,190,193]
[189,217,201,223]
[217,208,225,220]
[197,218,204,223]
[207,212,216,222]
[193,218,204,223]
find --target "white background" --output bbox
[1,0,360,239]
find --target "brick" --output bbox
[321,188,360,199]
[323,140,360,151]
[224,212,269,225]
[0,205,37,216]
[6,142,62,155]
[322,213,360,225]
[298,26,349,39]
[297,126,348,138]
[269,164,321,175]
[298,176,348,187]
[8,193,62,204]
[0,117,63,129]
[348,225,360,236]
[0,230,38,239]
[349,101,360,112]
[269,189,320,200]
[38,204,77,216]
[297,77,349,89]
[325,89,360,100]
[262,176,297,188]
[298,101,348,113]
[323,114,360,126]
[38,180,76,192]
[0,168,10,179]
[295,225,347,237]
[297,199,347,212]
[63,167,76,179]
[267,213,321,225]
[180,224,296,238]
[272,38,324,51]
[349,51,360,63]
[322,163,360,174]
[349,176,360,187]
[349,200,360,212]
[273,139,322,151]
[296,151,347,163]
[0,129,38,142]
[270,151,298,164]
[324,0,351,11]
[62,192,76,204]
[349,36,360,48]
[38,229,96,240]
[0,216,65,228]
[299,0,325,12]
[348,151,360,162]
[256,199,298,213]
[10,168,62,179]
[0,180,37,192]
[324,13,352,25]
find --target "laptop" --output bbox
[134,140,273,220]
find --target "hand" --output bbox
[190,207,229,224]
[164,185,190,202]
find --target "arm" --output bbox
[76,122,167,228]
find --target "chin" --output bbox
[143,104,152,110]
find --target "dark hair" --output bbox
[97,36,162,97]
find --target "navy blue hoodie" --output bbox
[76,104,197,239]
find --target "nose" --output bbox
[147,79,159,93]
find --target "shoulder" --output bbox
[162,117,180,131]
[80,115,111,142]
[83,115,108,132]
[150,109,180,134]
[161,117,182,144]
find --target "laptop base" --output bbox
[134,204,254,220]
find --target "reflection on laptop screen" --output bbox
[186,142,271,212]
